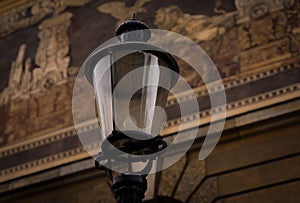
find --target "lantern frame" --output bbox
[84,41,179,88]
[83,15,180,203]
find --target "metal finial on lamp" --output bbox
[116,13,151,42]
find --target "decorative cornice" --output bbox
[0,147,88,182]
[0,84,299,182]
[0,59,299,158]
[0,2,299,181]
[0,120,98,158]
[167,57,300,107]
[163,82,300,135]
[1,97,300,189]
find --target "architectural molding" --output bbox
[0,158,97,194]
[164,82,300,135]
[0,0,300,189]
[1,84,299,182]
[0,59,299,157]
[1,99,300,194]
[0,146,88,182]
[0,120,98,158]
[167,57,300,107]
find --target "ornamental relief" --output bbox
[0,0,299,146]
[0,11,75,145]
[34,12,72,86]
[154,5,236,43]
[0,0,91,37]
[0,0,299,183]
[238,11,287,49]
[237,1,300,70]
[153,5,239,82]
[152,1,300,78]
[97,0,151,26]
[235,0,295,23]
[0,12,73,105]
[0,0,298,95]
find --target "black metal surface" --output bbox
[116,13,151,42]
[103,130,166,155]
[112,174,147,203]
[84,41,180,88]
[95,130,168,203]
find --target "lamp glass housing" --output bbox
[85,42,179,141]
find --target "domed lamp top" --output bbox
[116,13,151,42]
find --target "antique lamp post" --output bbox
[83,15,179,203]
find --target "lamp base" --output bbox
[112,174,147,203]
[95,130,167,203]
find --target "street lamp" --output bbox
[83,14,179,203]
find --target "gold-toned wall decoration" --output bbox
[0,10,75,147]
[33,12,73,89]
[0,45,31,104]
[154,5,238,84]
[235,0,295,23]
[97,0,151,26]
[0,0,91,37]
[153,1,299,77]
[31,0,91,16]
[238,12,287,49]
[0,12,73,105]
[237,2,300,71]
[155,5,235,43]
[214,0,226,15]
[0,0,300,188]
